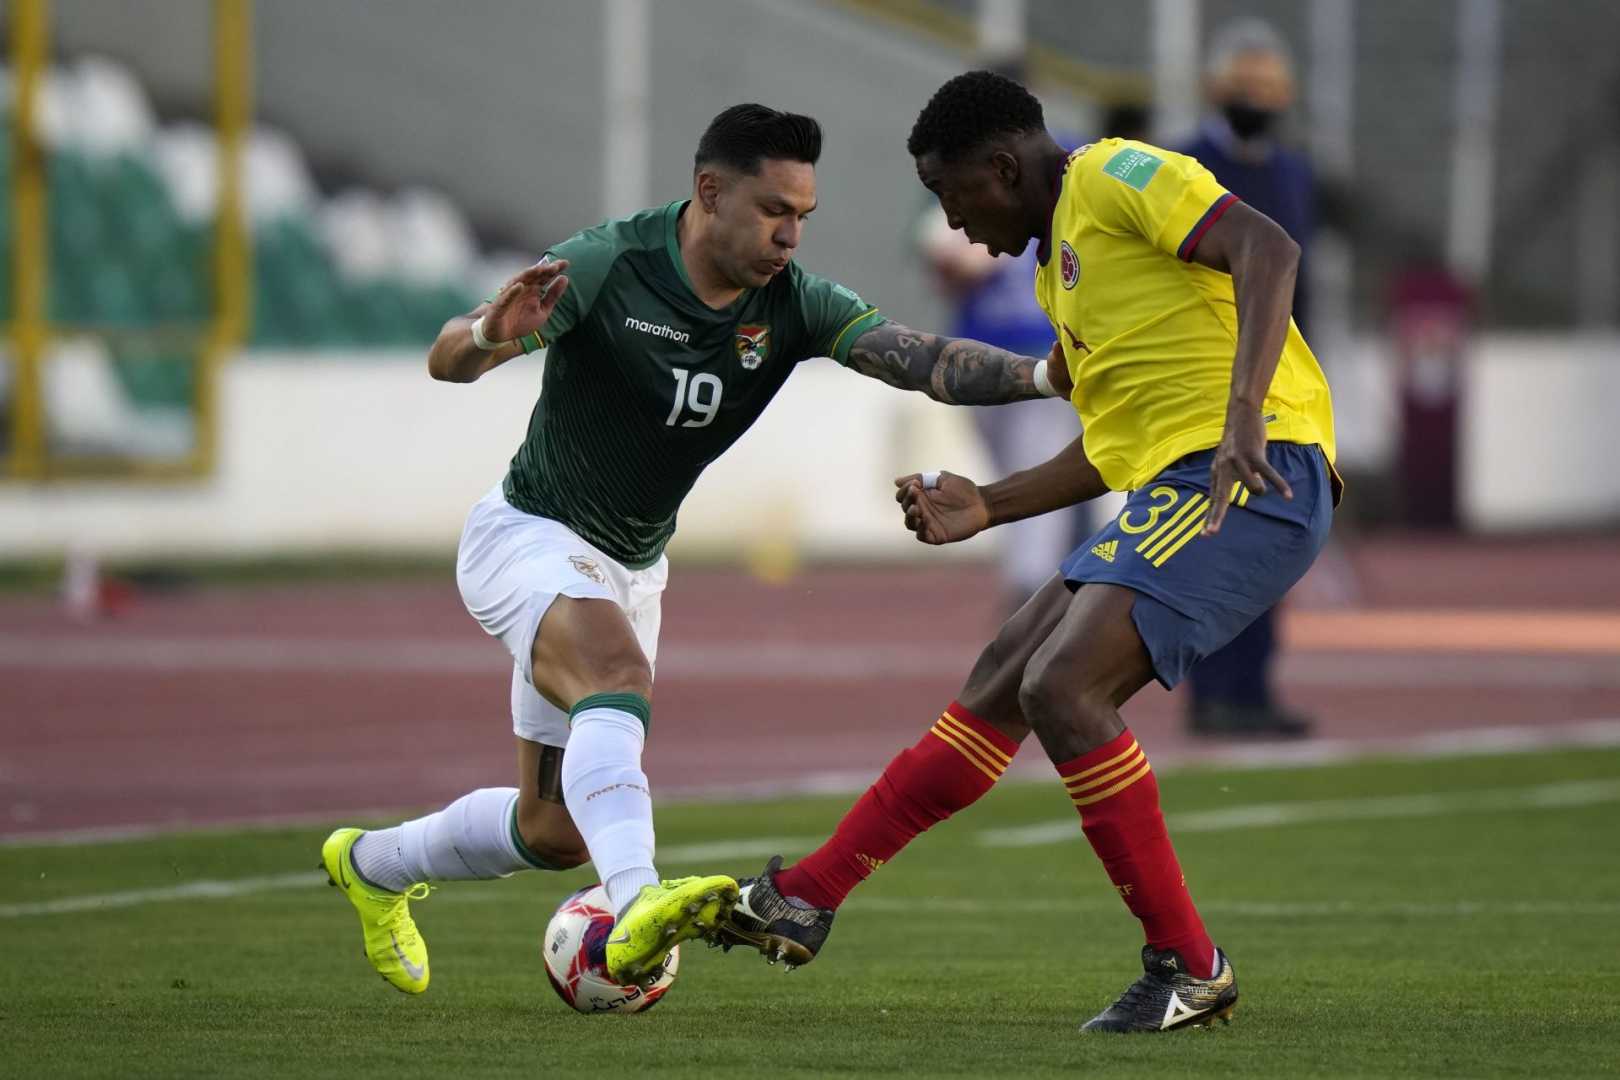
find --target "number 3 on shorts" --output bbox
[1117,485,1180,535]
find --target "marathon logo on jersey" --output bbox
[1060,241,1080,290]
[734,324,770,370]
[624,316,691,344]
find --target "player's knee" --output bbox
[1017,656,1068,734]
[959,638,1009,707]
[521,832,590,870]
[589,648,653,698]
[1019,653,1112,742]
[958,629,1029,728]
[514,808,589,869]
[539,644,652,702]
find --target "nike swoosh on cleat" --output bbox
[337,855,351,891]
[390,932,425,982]
[606,931,630,946]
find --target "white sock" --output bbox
[562,695,659,915]
[606,867,662,912]
[350,826,412,892]
[353,787,536,892]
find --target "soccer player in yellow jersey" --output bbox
[720,72,1339,1033]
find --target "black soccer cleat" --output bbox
[716,855,835,969]
[1080,945,1239,1033]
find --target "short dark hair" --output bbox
[694,104,822,175]
[907,70,1046,162]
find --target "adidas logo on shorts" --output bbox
[1091,539,1118,563]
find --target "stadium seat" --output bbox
[11,54,509,363]
[150,123,218,226]
[68,56,157,159]
[320,189,395,283]
[389,187,478,285]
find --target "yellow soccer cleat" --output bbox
[605,874,739,985]
[320,827,431,994]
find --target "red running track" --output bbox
[3,536,1618,839]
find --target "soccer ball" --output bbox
[542,883,679,1014]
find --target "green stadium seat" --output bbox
[102,154,184,270]
[48,150,107,266]
[6,105,491,357]
[344,279,422,347]
[109,344,195,410]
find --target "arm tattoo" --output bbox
[844,322,1044,405]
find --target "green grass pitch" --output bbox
[3,748,1618,1079]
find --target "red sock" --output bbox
[775,702,1018,909]
[1055,729,1215,977]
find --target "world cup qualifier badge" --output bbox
[1060,241,1080,290]
[734,324,770,370]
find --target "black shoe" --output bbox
[1190,702,1313,739]
[715,855,834,969]
[1080,946,1239,1033]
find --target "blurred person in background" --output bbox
[1172,17,1317,739]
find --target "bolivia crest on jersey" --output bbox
[735,324,770,370]
[568,555,606,584]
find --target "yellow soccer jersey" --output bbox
[1034,138,1337,493]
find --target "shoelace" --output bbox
[375,883,432,940]
[1113,978,1153,1014]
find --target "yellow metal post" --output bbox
[9,0,49,480]
[197,0,252,475]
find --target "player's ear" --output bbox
[694,168,725,214]
[990,148,1020,188]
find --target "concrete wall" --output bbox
[0,350,997,561]
[2,334,1616,560]
[1462,335,1620,531]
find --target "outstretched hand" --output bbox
[482,258,570,344]
[1204,407,1292,535]
[894,471,990,545]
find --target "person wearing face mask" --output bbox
[1173,18,1317,739]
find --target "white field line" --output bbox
[6,720,1620,850]
[978,777,1620,848]
[839,897,1620,918]
[0,872,320,918]
[4,634,1620,688]
[5,777,1617,920]
[0,837,817,919]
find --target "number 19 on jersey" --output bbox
[665,369,722,428]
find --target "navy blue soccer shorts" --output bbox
[1061,442,1334,689]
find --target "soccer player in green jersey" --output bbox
[319,104,1066,992]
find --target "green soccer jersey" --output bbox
[500,200,885,568]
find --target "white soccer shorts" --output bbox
[455,484,667,747]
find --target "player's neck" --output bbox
[676,206,747,309]
[1030,138,1070,264]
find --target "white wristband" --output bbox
[469,315,507,353]
[1033,358,1060,398]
